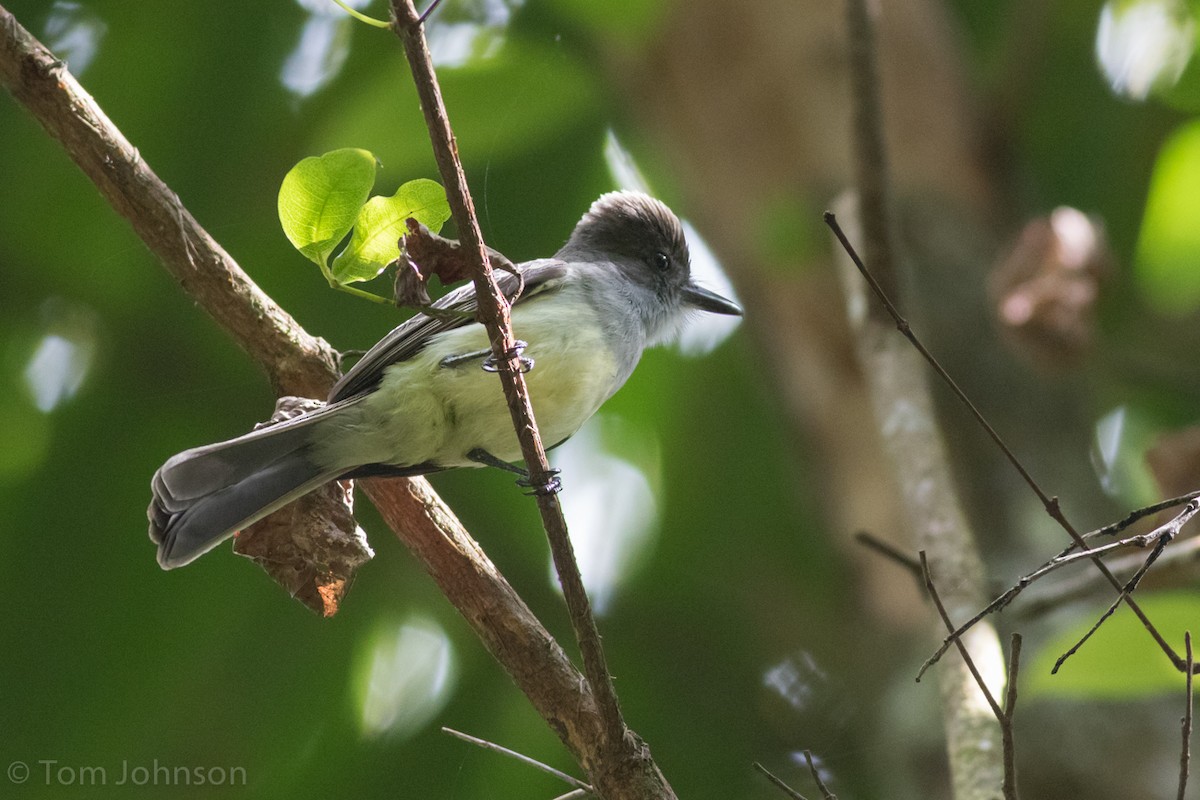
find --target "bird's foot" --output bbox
[467,448,561,495]
[482,340,533,374]
[517,470,562,496]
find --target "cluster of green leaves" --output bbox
[277,147,451,303]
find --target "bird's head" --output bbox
[561,191,742,340]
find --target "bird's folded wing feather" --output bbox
[328,260,569,402]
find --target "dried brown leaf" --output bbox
[399,218,518,309]
[231,396,374,616]
[989,207,1111,370]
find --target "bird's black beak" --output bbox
[682,282,743,316]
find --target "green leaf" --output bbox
[1026,591,1200,699]
[331,179,452,284]
[1134,121,1200,315]
[278,148,378,270]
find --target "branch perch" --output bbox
[0,6,337,398]
[388,5,671,798]
[0,6,668,798]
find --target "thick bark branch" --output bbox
[0,6,336,399]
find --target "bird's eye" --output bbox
[653,252,671,271]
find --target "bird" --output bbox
[148,190,743,569]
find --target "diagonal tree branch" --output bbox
[387,5,669,799]
[0,7,337,400]
[0,7,665,798]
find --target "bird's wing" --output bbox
[329,260,569,402]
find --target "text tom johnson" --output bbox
[34,759,247,787]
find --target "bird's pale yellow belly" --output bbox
[316,297,621,470]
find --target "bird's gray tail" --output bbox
[148,415,342,570]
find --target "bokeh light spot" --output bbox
[356,616,456,739]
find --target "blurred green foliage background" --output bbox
[4,1,1200,798]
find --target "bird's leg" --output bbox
[467,448,526,475]
[439,347,492,369]
[467,448,562,495]
[439,340,533,373]
[482,340,534,374]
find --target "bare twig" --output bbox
[1002,634,1022,800]
[922,553,1020,800]
[753,762,809,800]
[827,211,1185,675]
[853,530,922,581]
[1180,631,1194,800]
[551,791,590,800]
[442,727,594,793]
[919,499,1199,675]
[1051,505,1193,674]
[389,3,666,796]
[919,500,1200,677]
[921,553,1005,719]
[417,0,446,24]
[1017,536,1200,620]
[826,213,1044,520]
[802,751,837,800]
[1084,490,1200,544]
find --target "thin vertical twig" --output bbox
[1180,631,1194,800]
[922,553,1021,800]
[1002,634,1022,800]
[802,750,838,800]
[920,554,1005,720]
[388,0,624,746]
[387,4,666,797]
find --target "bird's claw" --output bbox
[482,340,534,374]
[518,469,562,496]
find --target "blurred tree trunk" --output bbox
[608,0,1001,625]
[601,0,1134,797]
